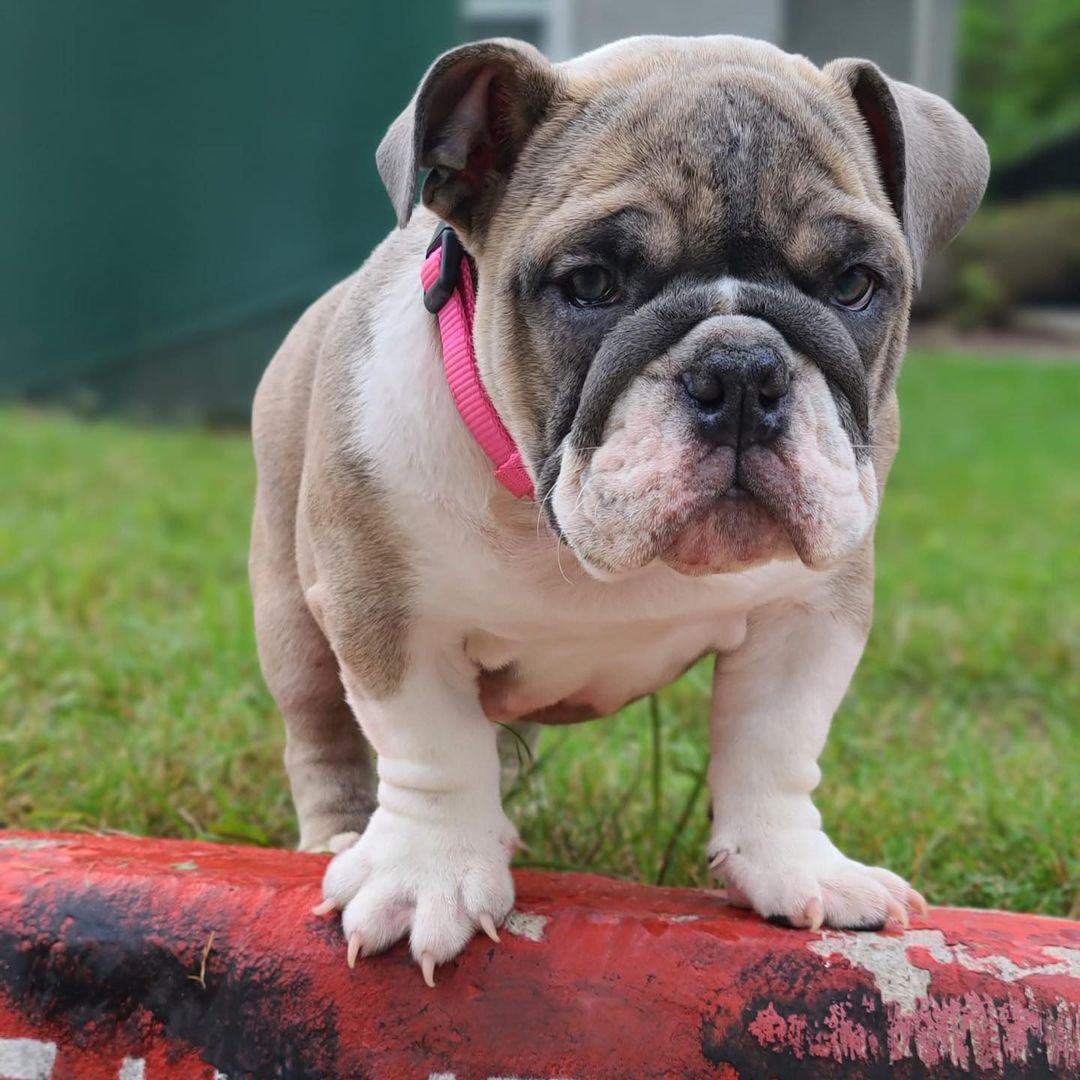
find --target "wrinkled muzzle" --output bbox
[544,281,879,577]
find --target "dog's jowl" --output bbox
[249,35,988,983]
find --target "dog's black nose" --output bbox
[681,350,790,449]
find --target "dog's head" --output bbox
[378,36,988,576]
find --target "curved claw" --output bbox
[886,898,909,929]
[908,887,929,919]
[478,912,500,943]
[803,897,825,932]
[421,952,437,988]
[311,897,337,916]
[347,932,363,969]
[708,848,732,872]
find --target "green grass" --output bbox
[2,351,1078,915]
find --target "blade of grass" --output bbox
[649,693,663,864]
[656,758,709,886]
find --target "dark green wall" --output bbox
[0,1,457,420]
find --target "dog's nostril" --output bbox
[681,370,723,407]
[761,362,789,391]
[756,365,790,411]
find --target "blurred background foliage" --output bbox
[941,0,1080,328]
[947,195,1080,327]
[959,0,1080,163]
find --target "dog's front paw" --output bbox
[707,826,926,931]
[316,804,517,985]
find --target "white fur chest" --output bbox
[445,520,813,721]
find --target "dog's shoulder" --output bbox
[251,273,357,472]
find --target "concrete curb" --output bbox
[0,831,1077,1078]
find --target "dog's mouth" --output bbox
[656,443,878,575]
[658,460,795,575]
[556,443,811,578]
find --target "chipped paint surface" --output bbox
[0,1044,226,1080]
[503,909,549,942]
[0,838,62,851]
[0,1037,58,1079]
[738,927,1080,1073]
[812,928,1080,1009]
[810,931,932,1012]
[1,830,1079,1078]
[744,990,1080,1073]
[904,929,1080,985]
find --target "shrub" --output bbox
[950,194,1080,321]
[952,263,1011,329]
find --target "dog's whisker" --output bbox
[547,471,603,583]
[534,480,559,540]
[569,473,598,521]
[554,534,573,585]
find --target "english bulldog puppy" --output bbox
[250,35,988,985]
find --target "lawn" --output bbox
[1,351,1077,916]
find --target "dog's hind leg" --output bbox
[252,518,375,852]
[250,283,375,853]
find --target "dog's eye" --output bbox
[831,266,877,310]
[565,266,618,307]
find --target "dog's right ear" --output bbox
[825,59,989,288]
[377,39,560,236]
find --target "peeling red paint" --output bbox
[0,831,1078,1078]
[750,992,1080,1074]
[892,993,1080,1073]
[748,999,884,1064]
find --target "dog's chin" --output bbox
[658,448,875,574]
[565,487,799,581]
[595,469,869,579]
[660,488,796,575]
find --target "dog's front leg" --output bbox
[318,630,516,984]
[707,600,926,930]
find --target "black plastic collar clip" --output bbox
[423,224,464,314]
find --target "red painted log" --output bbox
[0,831,1077,1079]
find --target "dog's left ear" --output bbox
[825,60,990,287]
[377,38,561,237]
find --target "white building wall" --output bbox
[569,0,785,57]
[461,0,957,97]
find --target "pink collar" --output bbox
[421,226,534,500]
